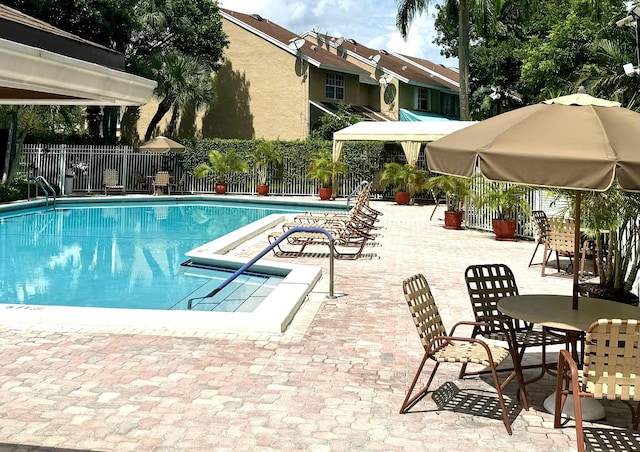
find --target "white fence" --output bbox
[20,143,557,238]
[20,144,329,197]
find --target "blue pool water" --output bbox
[0,201,312,311]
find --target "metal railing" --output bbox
[187,226,335,311]
[28,175,56,207]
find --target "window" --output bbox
[326,72,344,100]
[442,93,456,116]
[417,87,431,111]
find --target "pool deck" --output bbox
[0,198,636,451]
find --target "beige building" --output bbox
[138,8,459,141]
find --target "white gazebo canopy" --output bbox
[332,120,477,165]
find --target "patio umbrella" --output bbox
[426,90,640,309]
[138,136,186,153]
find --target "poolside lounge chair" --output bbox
[294,182,382,223]
[152,171,171,195]
[462,264,565,383]
[268,221,376,259]
[555,319,640,452]
[103,169,124,195]
[400,273,527,434]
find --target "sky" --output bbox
[217,0,456,67]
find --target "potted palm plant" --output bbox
[568,187,640,305]
[249,141,282,196]
[380,162,429,205]
[425,175,472,229]
[306,148,346,200]
[193,148,248,194]
[473,182,531,240]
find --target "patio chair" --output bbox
[400,273,527,434]
[541,218,588,278]
[268,221,376,260]
[554,319,640,452]
[462,264,565,383]
[152,171,171,195]
[102,169,124,195]
[528,210,553,267]
[170,173,186,194]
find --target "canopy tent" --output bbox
[332,120,476,165]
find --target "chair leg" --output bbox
[541,244,550,277]
[400,354,438,414]
[528,241,541,267]
[555,351,585,452]
[489,365,513,435]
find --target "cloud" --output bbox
[218,0,456,66]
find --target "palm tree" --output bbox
[396,1,534,120]
[143,50,213,141]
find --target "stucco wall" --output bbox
[215,20,309,140]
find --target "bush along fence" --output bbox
[17,139,550,238]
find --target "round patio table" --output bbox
[498,294,640,420]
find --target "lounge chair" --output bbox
[103,169,124,195]
[400,273,527,434]
[152,171,171,195]
[268,222,376,259]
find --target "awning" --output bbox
[332,120,476,164]
[399,108,452,122]
[311,101,389,122]
[0,38,156,105]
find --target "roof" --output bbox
[311,34,458,92]
[395,54,459,91]
[220,9,371,78]
[333,120,476,143]
[0,4,156,105]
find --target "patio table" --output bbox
[498,294,640,420]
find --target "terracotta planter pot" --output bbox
[215,183,227,195]
[492,218,517,241]
[444,210,464,230]
[318,187,332,200]
[394,191,410,205]
[257,184,269,196]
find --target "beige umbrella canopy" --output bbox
[138,136,186,153]
[426,90,640,309]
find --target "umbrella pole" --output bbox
[572,192,582,310]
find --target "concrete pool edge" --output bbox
[0,199,327,336]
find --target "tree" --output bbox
[142,51,213,141]
[397,0,497,120]
[310,105,363,140]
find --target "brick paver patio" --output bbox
[0,200,637,451]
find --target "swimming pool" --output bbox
[0,198,326,311]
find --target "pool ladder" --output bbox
[29,176,57,208]
[187,226,336,310]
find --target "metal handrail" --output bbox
[29,176,56,207]
[346,180,369,208]
[187,226,335,310]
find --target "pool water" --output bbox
[0,201,309,310]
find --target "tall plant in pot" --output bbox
[566,187,640,305]
[425,175,472,229]
[193,148,248,194]
[306,148,346,200]
[473,181,531,241]
[380,162,429,205]
[249,140,282,196]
